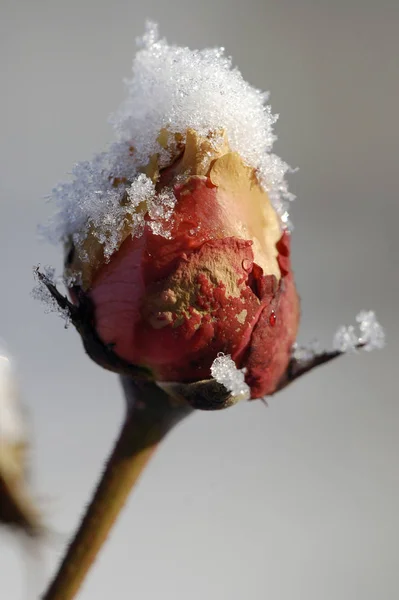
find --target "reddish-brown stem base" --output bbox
[41,379,191,600]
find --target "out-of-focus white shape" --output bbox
[0,344,41,535]
[0,348,25,444]
[333,310,385,353]
[210,353,251,400]
[44,21,293,259]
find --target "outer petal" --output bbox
[90,235,265,382]
[243,233,300,398]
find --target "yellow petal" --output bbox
[210,152,281,279]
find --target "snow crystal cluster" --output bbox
[210,353,251,400]
[333,310,385,353]
[45,21,293,258]
[291,339,321,362]
[292,311,385,364]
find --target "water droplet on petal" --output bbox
[242,259,252,271]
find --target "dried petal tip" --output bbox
[210,353,251,401]
[333,310,385,353]
[32,266,71,326]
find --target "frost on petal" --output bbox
[333,310,385,353]
[127,175,177,239]
[210,353,250,400]
[147,188,177,239]
[44,21,294,261]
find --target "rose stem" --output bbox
[42,378,191,600]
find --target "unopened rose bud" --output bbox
[73,133,299,399]
[44,23,300,403]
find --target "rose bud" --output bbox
[46,22,300,403]
[65,131,299,400]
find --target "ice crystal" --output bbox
[333,310,385,353]
[31,266,70,325]
[356,310,385,351]
[333,325,359,353]
[291,339,321,362]
[45,21,293,260]
[210,353,251,400]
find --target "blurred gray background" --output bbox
[1,0,398,598]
